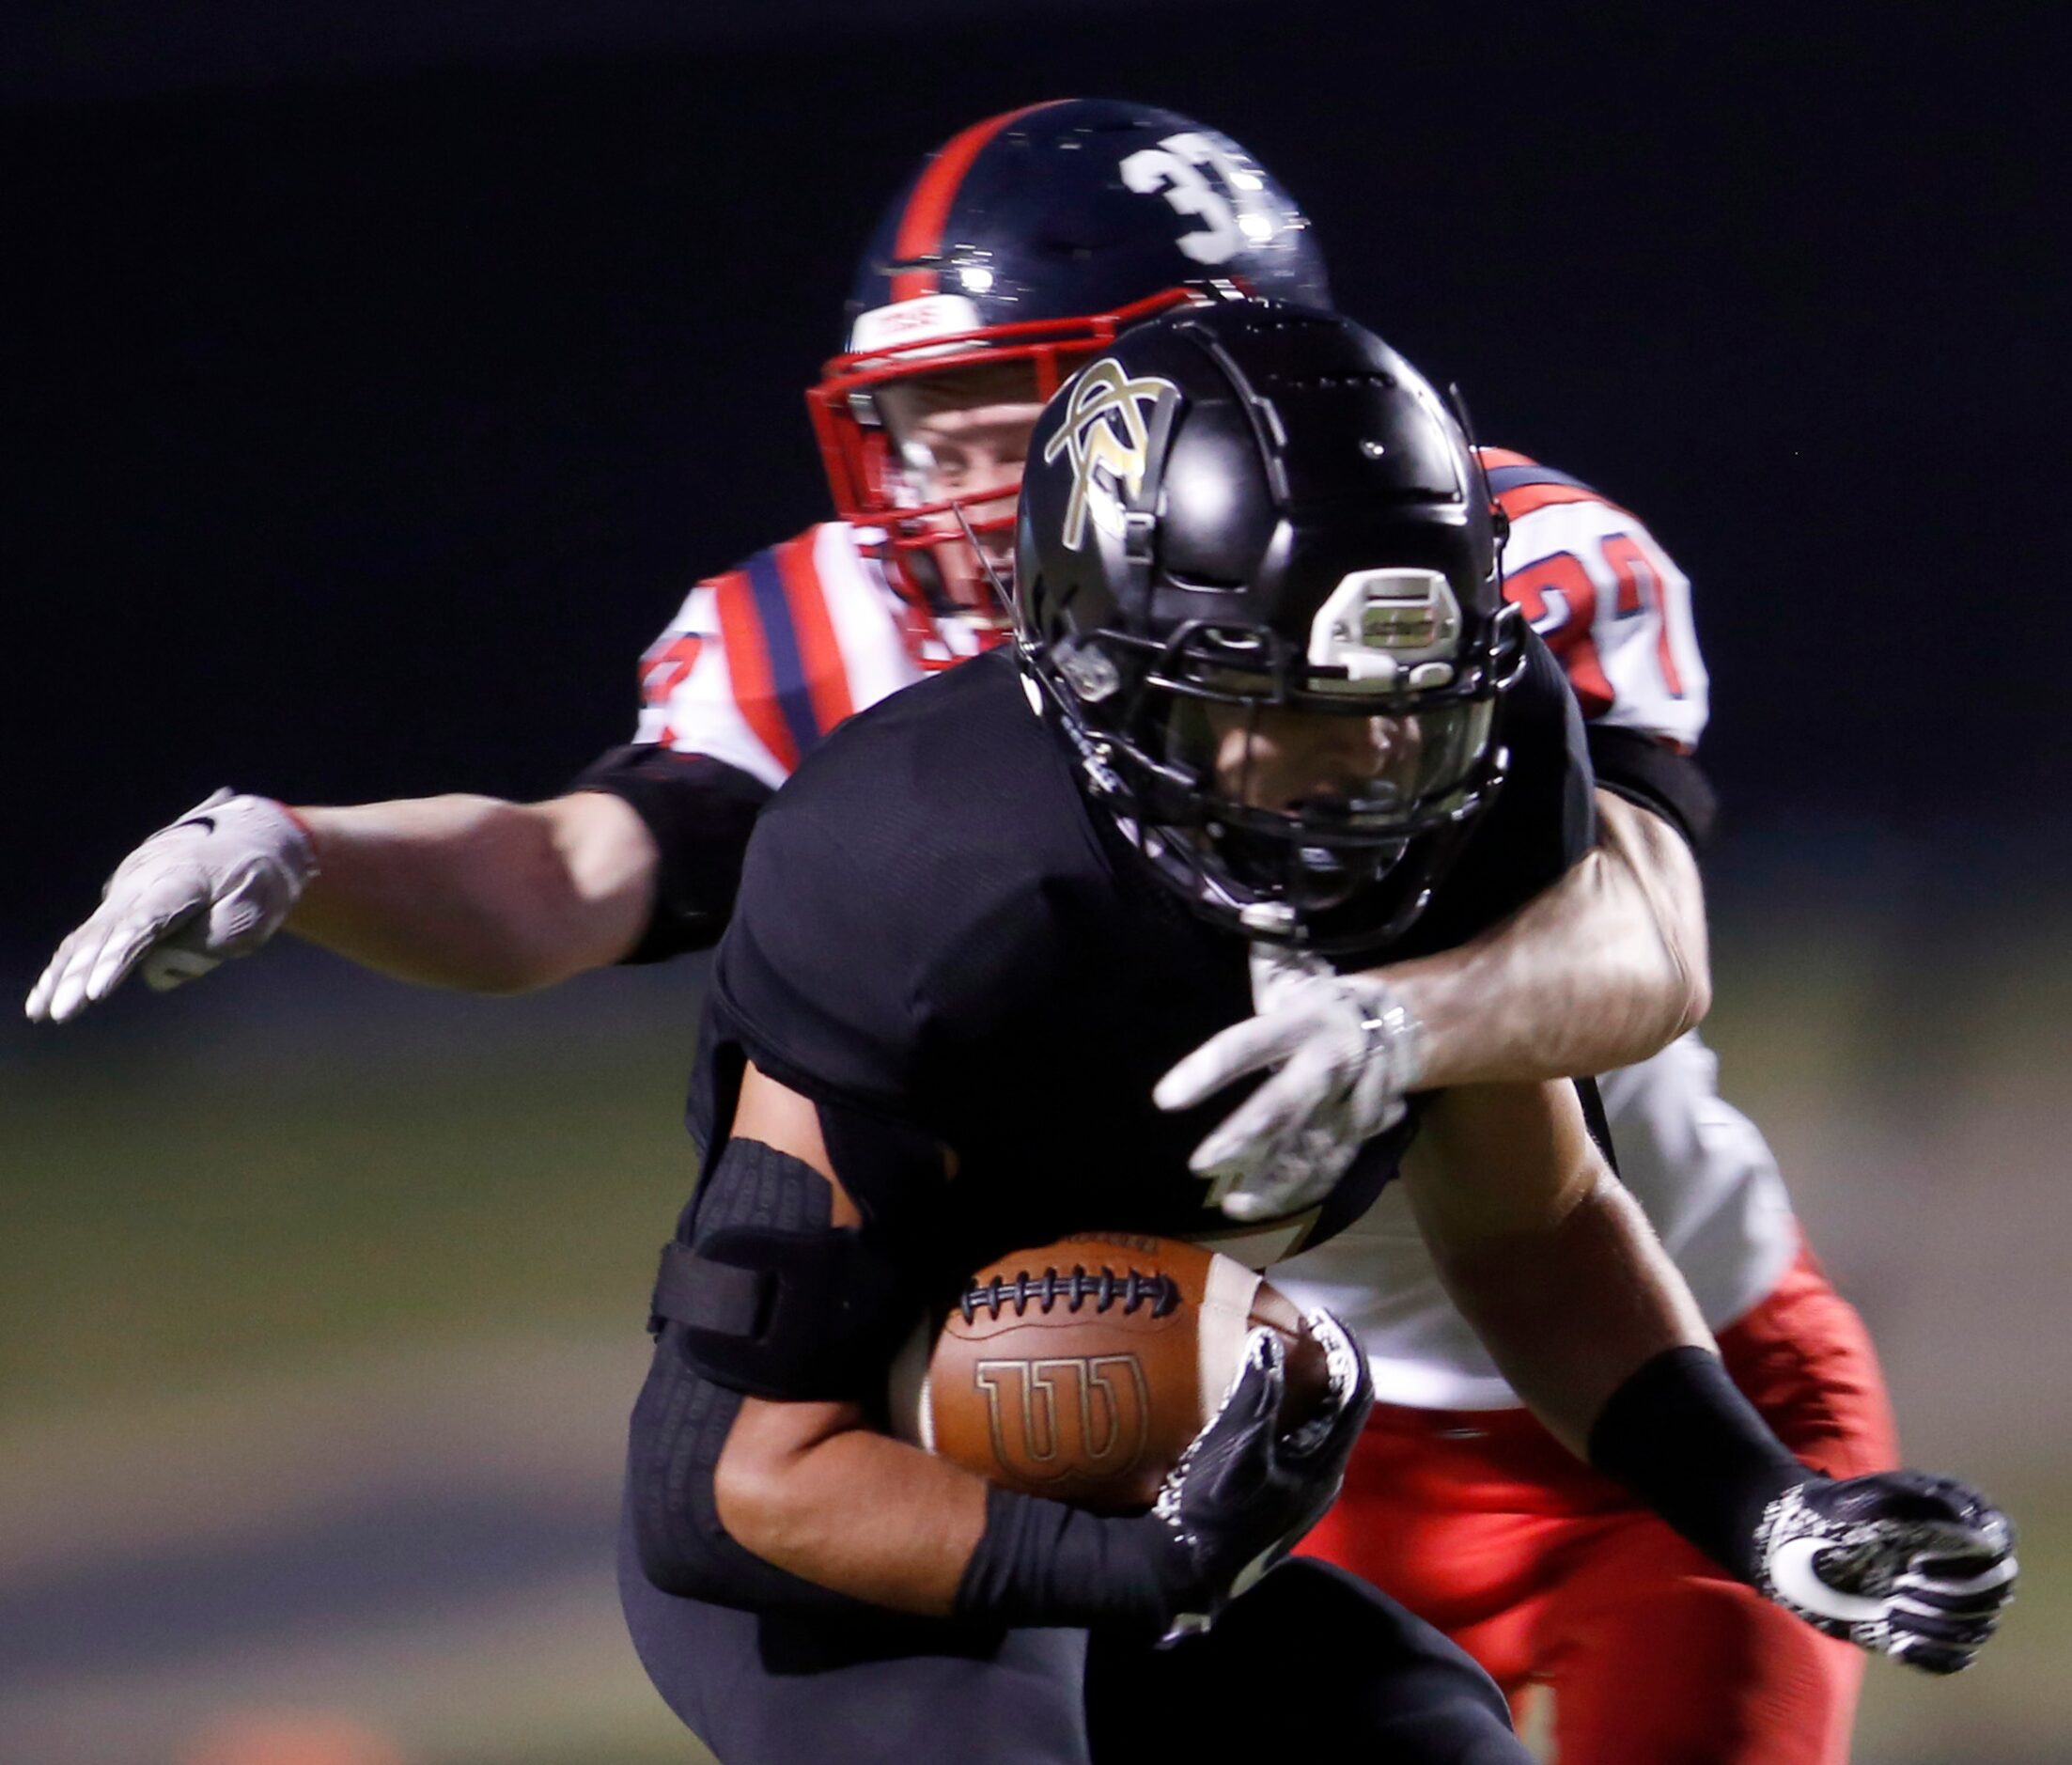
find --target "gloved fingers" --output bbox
[1155,1011,1317,1114]
[1290,1307,1373,1444]
[1914,1476,2008,1532]
[1897,1549,2014,1590]
[83,910,197,1006]
[1189,1333,1288,1508]
[32,880,202,1022]
[25,921,96,1022]
[1902,1541,2017,1587]
[1893,1585,2016,1628]
[1194,1325,1286,1436]
[23,790,274,1024]
[1354,1093,1410,1142]
[1887,1635,1978,1676]
[1189,1043,1342,1177]
[1888,1601,2003,1648]
[1219,1180,1298,1225]
[1845,1471,1995,1529]
[1227,1327,1287,1424]
[1901,1528,2017,1595]
[1218,1140,1343,1223]
[83,867,212,995]
[1893,1568,2017,1632]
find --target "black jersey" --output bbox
[691,637,1593,1282]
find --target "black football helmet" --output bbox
[1015,297,1524,950]
[807,99,1328,648]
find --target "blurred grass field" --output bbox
[0,958,708,1765]
[3,909,2067,1763]
[3,1007,693,1411]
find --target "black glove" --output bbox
[954,1309,1372,1635]
[1148,1308,1374,1641]
[1753,1471,2017,1675]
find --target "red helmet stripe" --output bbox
[889,101,1064,303]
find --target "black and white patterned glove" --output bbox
[26,789,316,1023]
[1755,1472,2017,1674]
[1152,1307,1374,1641]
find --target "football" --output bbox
[888,1231,1332,1513]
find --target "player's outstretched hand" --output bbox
[1755,1472,2017,1675]
[1155,947,1425,1222]
[26,789,317,1023]
[1150,1307,1373,1641]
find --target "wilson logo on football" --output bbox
[1042,360,1175,552]
[975,1354,1152,1485]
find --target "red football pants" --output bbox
[1300,1247,1899,1764]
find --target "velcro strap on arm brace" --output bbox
[648,1136,917,1402]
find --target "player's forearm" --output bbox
[286,792,658,992]
[1430,1168,1711,1457]
[1407,1081,1711,1459]
[714,1395,990,1616]
[1376,789,1710,1088]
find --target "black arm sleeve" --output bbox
[1588,1346,1804,1582]
[629,1131,879,1614]
[569,743,773,962]
[1586,725,1718,851]
[631,1064,958,1612]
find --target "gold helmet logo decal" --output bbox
[1043,359,1176,552]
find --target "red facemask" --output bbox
[805,289,1199,663]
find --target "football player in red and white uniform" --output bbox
[1264,457,1907,1762]
[28,100,2011,1757]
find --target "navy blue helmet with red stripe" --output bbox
[808,99,1330,630]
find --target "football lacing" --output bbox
[958,1265,1180,1324]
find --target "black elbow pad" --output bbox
[627,1132,932,1612]
[625,1320,874,1616]
[647,1137,921,1402]
[628,1101,948,1610]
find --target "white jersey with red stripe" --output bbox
[629,477,1794,1414]
[1480,446,1709,751]
[629,522,986,790]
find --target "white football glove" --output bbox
[26,789,317,1023]
[1154,945,1426,1223]
[1754,1472,2017,1675]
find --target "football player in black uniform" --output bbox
[620,300,2014,1762]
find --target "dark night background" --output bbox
[5,1,2064,969]
[3,8,2069,1763]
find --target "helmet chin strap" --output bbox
[1214,825,1384,919]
